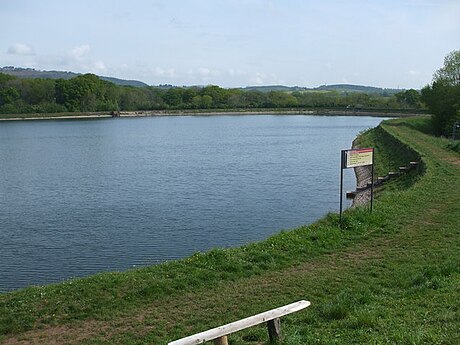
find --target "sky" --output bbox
[0,0,459,89]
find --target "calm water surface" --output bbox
[0,115,385,292]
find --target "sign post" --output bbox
[452,121,460,140]
[340,147,374,224]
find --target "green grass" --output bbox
[1,116,459,344]
[447,140,460,154]
[354,123,423,177]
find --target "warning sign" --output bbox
[344,148,373,168]
[340,147,375,222]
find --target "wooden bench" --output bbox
[167,300,310,345]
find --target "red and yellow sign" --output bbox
[345,148,373,168]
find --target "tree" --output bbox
[202,85,228,108]
[163,88,184,108]
[182,87,199,108]
[54,74,120,112]
[267,91,298,108]
[421,50,460,135]
[395,89,421,109]
[433,50,460,86]
[201,94,213,108]
[0,73,15,85]
[0,87,20,105]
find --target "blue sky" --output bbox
[1,0,459,88]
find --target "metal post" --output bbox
[453,122,460,141]
[339,150,345,225]
[370,149,374,213]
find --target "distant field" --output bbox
[1,116,459,344]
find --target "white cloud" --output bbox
[21,45,108,75]
[249,72,285,86]
[58,45,106,74]
[253,75,264,85]
[182,67,223,84]
[69,45,90,60]
[7,43,34,56]
[227,69,247,78]
[167,68,176,78]
[198,67,211,77]
[154,67,166,76]
[152,67,176,79]
[92,61,107,73]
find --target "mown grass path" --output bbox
[1,117,459,344]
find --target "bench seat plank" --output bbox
[168,300,310,345]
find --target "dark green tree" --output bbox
[202,85,228,108]
[0,73,15,86]
[395,89,422,109]
[421,50,460,135]
[163,88,184,108]
[182,87,199,108]
[201,94,213,108]
[0,86,20,105]
[267,91,299,108]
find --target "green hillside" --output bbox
[1,67,400,93]
[241,84,401,95]
[316,84,401,95]
[0,67,148,88]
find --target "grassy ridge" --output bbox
[1,117,459,344]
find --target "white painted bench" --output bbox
[168,300,310,345]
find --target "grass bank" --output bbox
[1,116,459,344]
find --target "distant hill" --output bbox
[0,66,148,87]
[241,85,310,92]
[315,84,401,95]
[1,67,404,94]
[241,84,402,95]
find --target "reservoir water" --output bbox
[0,115,385,292]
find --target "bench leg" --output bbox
[213,336,228,345]
[267,317,281,342]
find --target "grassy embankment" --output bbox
[1,116,459,344]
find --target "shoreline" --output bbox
[117,109,422,118]
[0,109,428,121]
[0,114,113,121]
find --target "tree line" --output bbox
[421,50,460,136]
[0,72,423,115]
